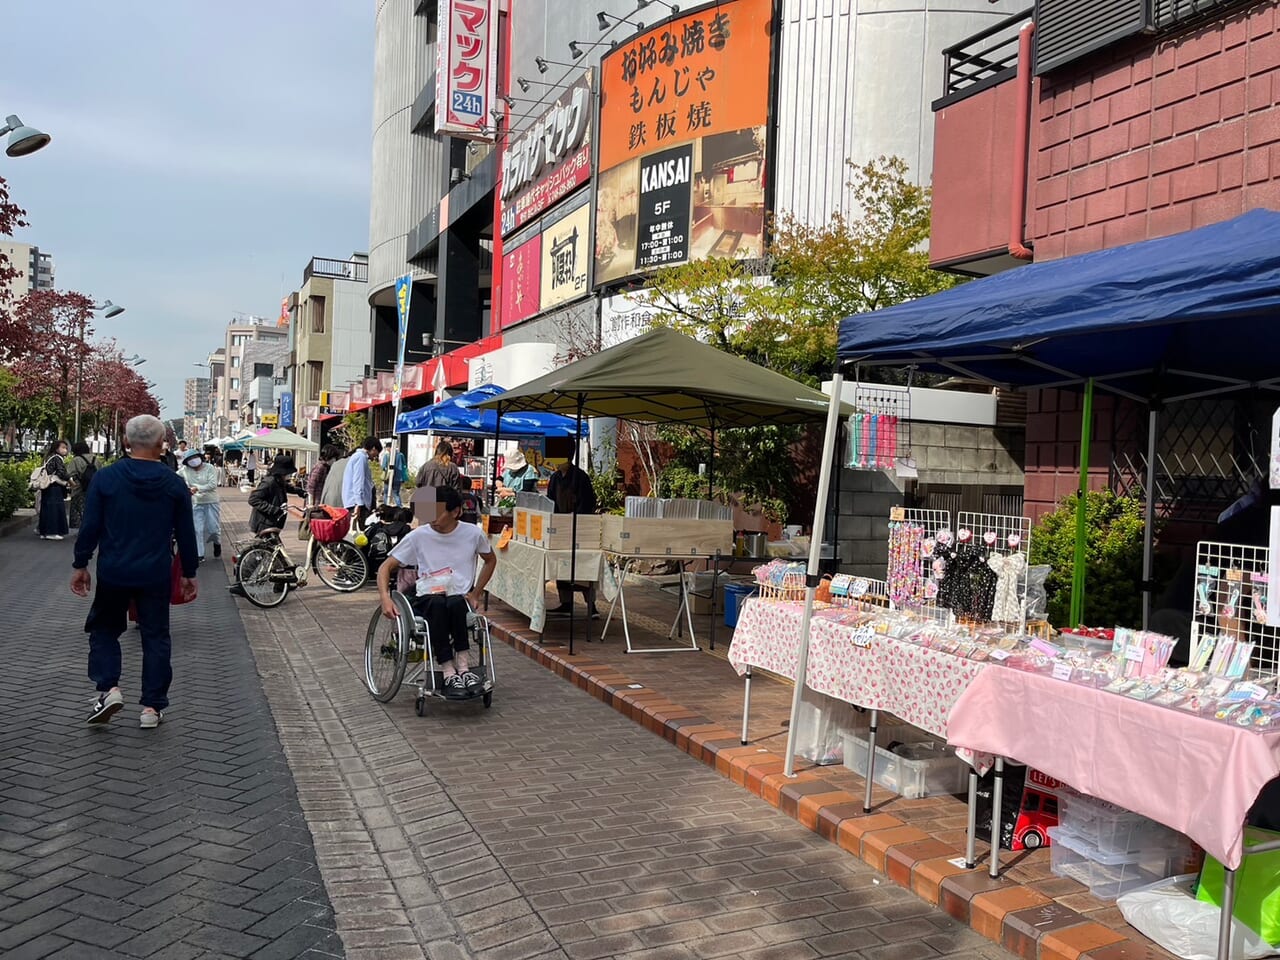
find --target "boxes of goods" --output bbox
[1047,825,1196,901]
[541,514,603,550]
[1058,791,1182,856]
[601,515,734,557]
[842,723,969,800]
[513,493,553,545]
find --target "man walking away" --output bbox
[245,450,258,484]
[322,448,350,509]
[380,441,406,508]
[343,437,380,530]
[71,415,198,728]
[180,447,222,562]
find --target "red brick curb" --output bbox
[488,615,1154,960]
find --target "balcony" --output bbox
[303,257,369,283]
[934,7,1030,110]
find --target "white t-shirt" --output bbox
[390,522,492,596]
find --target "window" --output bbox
[231,334,248,347]
[310,295,326,334]
[230,399,239,410]
[230,377,240,390]
[231,356,240,368]
[308,360,324,402]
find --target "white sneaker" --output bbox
[139,709,163,729]
[87,689,124,725]
[50,535,65,541]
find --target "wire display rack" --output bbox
[955,511,1032,630]
[886,507,952,607]
[1190,541,1279,682]
[846,383,911,471]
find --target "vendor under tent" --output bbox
[780,208,1280,960]
[243,427,320,454]
[478,326,855,655]
[394,383,585,438]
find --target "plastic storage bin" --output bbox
[1058,791,1179,856]
[842,723,969,800]
[723,582,758,628]
[1048,825,1192,901]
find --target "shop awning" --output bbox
[837,208,1280,402]
[395,383,585,437]
[479,327,852,428]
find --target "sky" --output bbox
[1,1,373,420]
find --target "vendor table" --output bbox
[601,554,700,654]
[946,667,1280,960]
[728,598,1006,871]
[485,538,607,634]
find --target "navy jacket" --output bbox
[74,458,199,586]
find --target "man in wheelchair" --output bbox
[377,487,497,698]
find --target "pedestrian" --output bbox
[248,453,305,534]
[377,486,496,698]
[546,450,600,618]
[67,440,100,529]
[321,447,350,508]
[160,441,179,471]
[36,438,71,540]
[71,414,198,728]
[308,444,340,505]
[179,447,222,562]
[245,450,258,484]
[342,437,380,530]
[415,439,470,493]
[379,441,406,507]
[174,440,189,463]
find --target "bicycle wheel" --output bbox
[365,591,412,701]
[237,546,290,608]
[314,540,368,592]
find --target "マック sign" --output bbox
[435,0,499,140]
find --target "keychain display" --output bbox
[847,412,899,470]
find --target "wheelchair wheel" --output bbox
[364,592,413,702]
[415,696,426,716]
[315,540,368,592]
[237,546,290,608]
[483,691,492,708]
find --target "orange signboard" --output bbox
[595,0,774,285]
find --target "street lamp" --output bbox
[74,299,127,442]
[1,114,51,158]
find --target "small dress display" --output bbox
[987,552,1027,622]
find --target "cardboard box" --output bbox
[602,515,734,557]
[543,514,602,550]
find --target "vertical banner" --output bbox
[393,274,412,409]
[279,392,294,429]
[436,0,499,141]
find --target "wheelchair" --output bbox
[363,591,495,715]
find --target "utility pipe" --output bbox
[1009,22,1036,261]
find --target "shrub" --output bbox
[0,458,39,521]
[1029,490,1146,629]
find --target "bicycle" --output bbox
[233,505,368,608]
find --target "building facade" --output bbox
[215,317,288,430]
[183,376,210,447]
[0,241,54,299]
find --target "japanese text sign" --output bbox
[499,233,542,330]
[541,203,592,311]
[435,0,499,141]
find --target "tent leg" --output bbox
[708,421,716,501]
[1142,405,1159,630]
[1069,379,1094,629]
[783,373,844,778]
[490,404,502,508]
[569,397,584,656]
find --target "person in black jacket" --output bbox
[545,451,600,618]
[36,438,71,539]
[248,454,304,533]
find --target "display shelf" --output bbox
[1191,541,1279,681]
[955,511,1032,629]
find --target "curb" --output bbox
[0,509,36,540]
[488,619,1148,960]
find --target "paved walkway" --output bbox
[0,530,341,960]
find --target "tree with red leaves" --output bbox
[11,289,97,437]
[0,176,30,357]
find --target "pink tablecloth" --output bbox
[946,667,1280,869]
[727,599,988,738]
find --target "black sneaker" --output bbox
[463,670,483,692]
[87,689,124,725]
[443,673,467,699]
[213,542,222,558]
[589,607,601,620]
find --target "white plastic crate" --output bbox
[1047,826,1193,901]
[1058,791,1179,856]
[842,724,969,800]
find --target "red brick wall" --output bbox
[1030,3,1280,261]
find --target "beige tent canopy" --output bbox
[243,428,320,453]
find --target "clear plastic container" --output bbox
[843,724,968,800]
[1047,825,1193,901]
[1058,791,1179,855]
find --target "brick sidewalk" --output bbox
[0,529,341,960]
[218,497,1017,960]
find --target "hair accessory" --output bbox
[936,529,954,547]
[921,538,936,557]
[957,528,972,543]
[982,531,997,547]
[1007,533,1021,549]
[931,558,947,578]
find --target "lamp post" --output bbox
[74,301,125,442]
[0,114,51,157]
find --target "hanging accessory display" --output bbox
[1007,533,1022,549]
[845,381,910,471]
[988,552,1028,623]
[958,528,973,544]
[983,530,998,547]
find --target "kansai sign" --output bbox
[500,71,592,235]
[435,0,499,141]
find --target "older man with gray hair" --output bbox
[72,415,199,728]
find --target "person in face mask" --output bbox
[179,448,222,563]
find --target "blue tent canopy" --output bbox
[394,383,586,437]
[838,209,1280,402]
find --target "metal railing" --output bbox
[1151,0,1252,30]
[303,258,368,283]
[937,7,1032,105]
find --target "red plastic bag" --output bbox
[171,553,196,605]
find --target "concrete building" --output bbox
[216,316,288,430]
[183,376,211,448]
[0,241,54,299]
[240,335,292,427]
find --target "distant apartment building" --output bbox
[240,335,292,427]
[285,254,370,439]
[0,241,55,298]
[183,376,211,446]
[216,316,288,430]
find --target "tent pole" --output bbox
[569,395,584,656]
[1142,404,1159,630]
[708,417,716,501]
[1069,379,1094,628]
[783,372,844,778]
[491,402,503,508]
